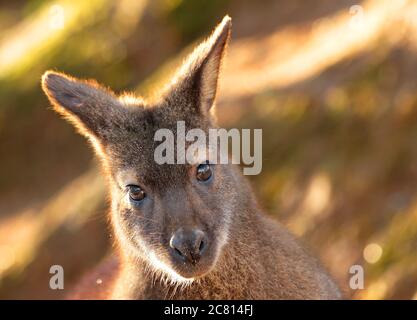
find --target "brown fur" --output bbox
[42,16,341,300]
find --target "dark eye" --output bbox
[127,185,146,202]
[196,162,212,182]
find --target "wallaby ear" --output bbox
[167,15,231,114]
[41,71,124,140]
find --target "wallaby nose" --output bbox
[170,229,207,265]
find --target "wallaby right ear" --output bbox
[164,16,231,116]
[41,71,124,140]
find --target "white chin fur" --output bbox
[148,251,195,285]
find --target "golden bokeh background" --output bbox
[1,0,417,299]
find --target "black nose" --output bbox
[170,228,207,264]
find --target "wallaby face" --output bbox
[42,17,235,283]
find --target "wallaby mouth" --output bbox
[167,255,216,281]
[145,245,217,284]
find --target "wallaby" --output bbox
[41,16,341,299]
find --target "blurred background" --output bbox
[0,0,417,299]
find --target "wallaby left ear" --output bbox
[168,15,232,114]
[41,71,125,140]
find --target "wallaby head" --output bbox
[42,16,236,284]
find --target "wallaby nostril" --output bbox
[170,234,185,259]
[174,247,183,257]
[199,240,204,252]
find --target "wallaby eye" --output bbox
[127,185,146,202]
[196,161,212,182]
